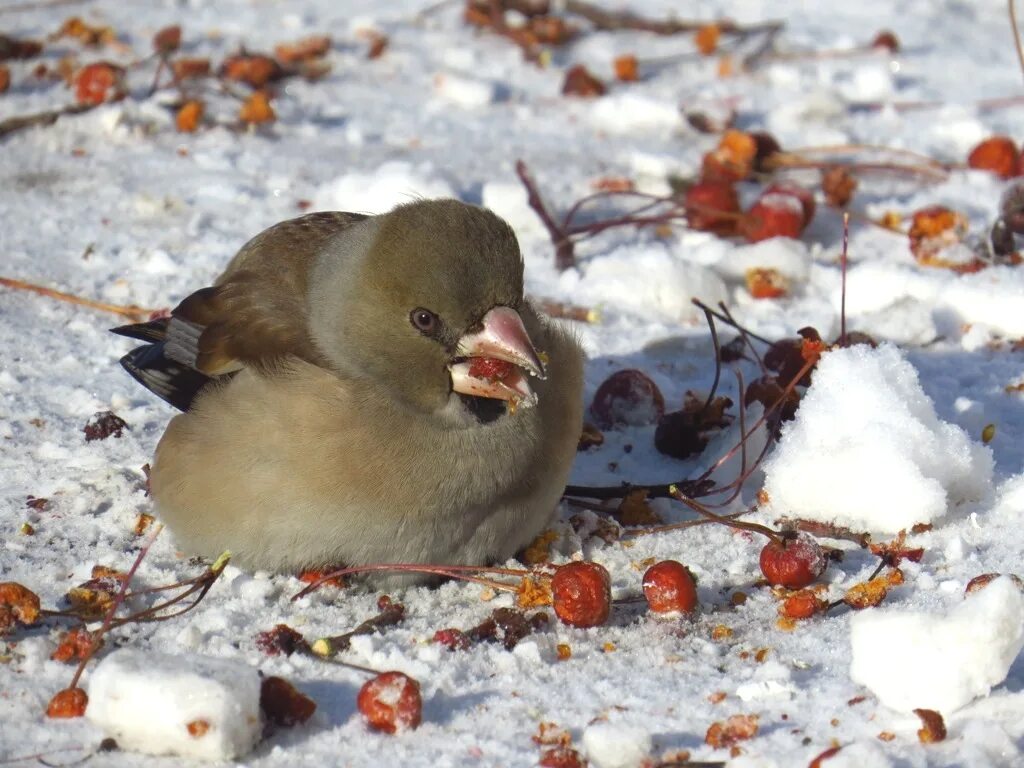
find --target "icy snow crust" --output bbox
[3,0,1024,766]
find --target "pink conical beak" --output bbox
[449,306,546,407]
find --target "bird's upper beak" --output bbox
[448,306,546,408]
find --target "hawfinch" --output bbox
[114,199,584,583]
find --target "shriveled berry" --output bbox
[562,65,605,97]
[433,628,471,651]
[871,30,900,52]
[642,560,698,614]
[551,561,611,628]
[590,369,664,429]
[683,180,740,235]
[967,136,1020,180]
[759,533,827,589]
[964,572,1024,595]
[357,671,422,733]
[74,62,125,105]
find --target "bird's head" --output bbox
[309,199,546,415]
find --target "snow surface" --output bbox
[2,0,1024,766]
[850,576,1024,716]
[86,649,262,761]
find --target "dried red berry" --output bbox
[759,533,827,589]
[551,561,611,628]
[590,369,664,429]
[433,628,471,651]
[357,671,422,733]
[683,180,740,235]
[871,30,900,52]
[642,560,698,614]
[255,623,309,656]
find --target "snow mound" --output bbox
[588,93,681,134]
[86,649,262,761]
[761,344,993,533]
[849,576,1024,715]
[582,722,652,768]
[316,161,456,215]
[433,73,496,108]
[482,180,544,236]
[575,244,727,323]
[937,266,1024,337]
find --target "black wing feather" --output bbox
[120,343,213,412]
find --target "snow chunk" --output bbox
[582,722,652,768]
[86,649,262,761]
[433,73,496,108]
[761,344,993,533]
[317,161,456,215]
[589,93,681,135]
[576,244,727,323]
[713,238,811,283]
[850,576,1024,715]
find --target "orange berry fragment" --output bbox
[551,561,611,628]
[779,589,827,619]
[967,136,1020,180]
[613,54,638,82]
[175,100,203,133]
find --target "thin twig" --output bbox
[310,598,405,658]
[68,525,163,690]
[0,104,98,140]
[564,0,782,38]
[0,276,158,321]
[515,160,575,270]
[1011,0,1024,88]
[840,211,850,345]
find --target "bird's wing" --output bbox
[113,211,368,410]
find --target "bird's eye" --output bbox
[410,308,438,334]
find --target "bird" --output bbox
[113,199,584,584]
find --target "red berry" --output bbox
[762,182,816,226]
[759,533,827,589]
[590,369,665,429]
[740,193,806,242]
[683,180,740,235]
[46,687,88,719]
[74,62,125,106]
[642,560,698,614]
[967,136,1021,180]
[467,357,515,382]
[551,562,611,628]
[870,30,900,52]
[357,672,422,734]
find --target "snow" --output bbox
[2,0,1024,766]
[86,649,263,761]
[849,576,1024,716]
[582,722,653,768]
[761,344,994,533]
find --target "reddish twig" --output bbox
[0,276,158,321]
[1011,0,1024,88]
[293,562,532,600]
[515,160,576,270]
[68,525,163,690]
[0,103,98,140]
[310,597,406,658]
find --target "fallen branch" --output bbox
[0,103,98,141]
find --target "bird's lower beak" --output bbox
[449,306,546,408]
